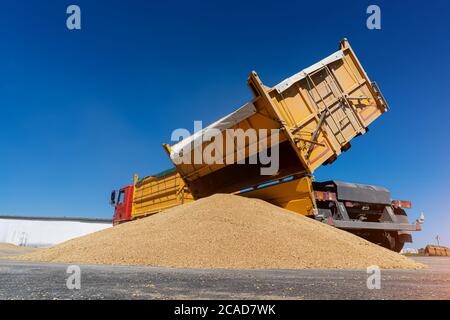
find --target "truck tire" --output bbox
[374,208,409,252]
[392,234,405,253]
[379,231,404,253]
[393,208,411,252]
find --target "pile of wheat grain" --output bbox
[0,243,21,250]
[14,194,423,269]
[0,243,39,258]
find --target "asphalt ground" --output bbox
[0,255,449,299]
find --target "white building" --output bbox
[0,215,112,247]
[400,247,418,255]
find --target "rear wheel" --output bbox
[375,207,410,252]
[379,231,404,253]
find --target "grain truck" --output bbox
[111,39,422,252]
[111,168,193,224]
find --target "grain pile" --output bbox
[14,194,423,269]
[0,243,22,250]
[0,243,36,251]
[0,243,38,258]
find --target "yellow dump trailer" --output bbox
[164,39,388,199]
[132,168,193,220]
[111,168,193,224]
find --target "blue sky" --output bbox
[0,0,448,248]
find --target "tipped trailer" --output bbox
[163,39,388,199]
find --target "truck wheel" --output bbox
[393,208,410,252]
[392,234,405,253]
[379,231,404,253]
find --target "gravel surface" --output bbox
[13,194,423,269]
[0,257,447,300]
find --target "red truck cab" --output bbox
[111,185,134,225]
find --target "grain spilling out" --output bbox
[15,194,424,269]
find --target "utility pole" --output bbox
[436,235,440,246]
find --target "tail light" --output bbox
[314,191,337,201]
[392,200,412,209]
